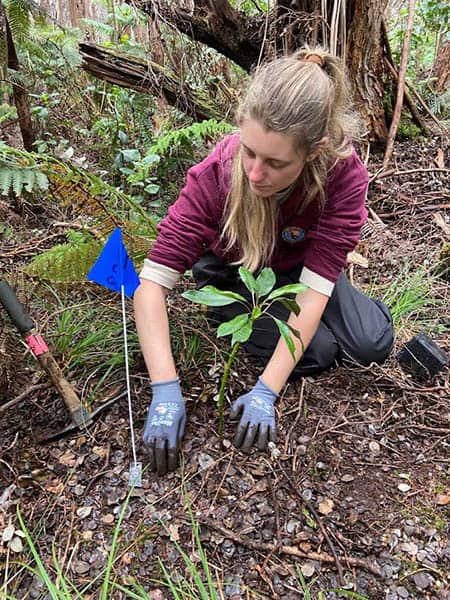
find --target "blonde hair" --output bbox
[222,46,362,272]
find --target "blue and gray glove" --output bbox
[230,377,277,451]
[142,378,186,475]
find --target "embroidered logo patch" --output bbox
[282,227,305,243]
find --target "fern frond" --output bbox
[150,119,235,156]
[0,167,14,195]
[0,104,17,124]
[25,236,104,283]
[5,0,31,43]
[22,167,35,192]
[12,168,23,196]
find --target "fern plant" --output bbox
[26,230,104,283]
[0,141,158,282]
[150,119,234,158]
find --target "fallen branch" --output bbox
[0,383,49,413]
[383,0,416,167]
[199,516,383,577]
[375,167,449,179]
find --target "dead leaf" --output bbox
[347,250,368,268]
[436,494,450,506]
[2,523,15,543]
[101,514,115,525]
[433,213,450,238]
[76,506,92,519]
[168,523,180,542]
[9,536,23,553]
[435,148,445,169]
[58,450,77,467]
[45,479,64,494]
[318,498,334,515]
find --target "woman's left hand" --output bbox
[230,377,277,451]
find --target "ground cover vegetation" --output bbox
[0,0,449,598]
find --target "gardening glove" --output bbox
[230,377,277,451]
[143,378,186,476]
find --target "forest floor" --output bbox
[0,133,449,599]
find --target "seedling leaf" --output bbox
[255,267,276,297]
[217,314,249,337]
[267,283,308,300]
[277,297,301,316]
[238,266,258,293]
[274,317,296,361]
[231,319,253,345]
[182,286,246,306]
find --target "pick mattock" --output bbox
[0,279,116,439]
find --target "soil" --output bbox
[0,133,449,599]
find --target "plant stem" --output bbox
[217,341,240,439]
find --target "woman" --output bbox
[134,48,394,475]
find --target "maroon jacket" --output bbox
[147,134,368,287]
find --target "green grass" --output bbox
[367,262,448,337]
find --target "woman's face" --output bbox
[240,119,307,197]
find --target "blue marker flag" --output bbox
[87,227,140,297]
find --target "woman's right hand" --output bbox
[143,378,186,475]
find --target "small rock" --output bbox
[286,519,300,533]
[198,453,215,469]
[341,474,355,482]
[302,489,313,501]
[382,564,394,579]
[398,542,418,556]
[413,571,434,590]
[416,549,427,562]
[73,560,91,575]
[396,586,409,598]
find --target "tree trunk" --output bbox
[432,40,450,94]
[0,2,35,151]
[347,0,390,141]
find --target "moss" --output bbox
[396,114,423,139]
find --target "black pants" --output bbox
[192,252,394,380]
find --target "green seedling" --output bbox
[182,266,306,437]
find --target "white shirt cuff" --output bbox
[299,267,335,297]
[139,259,181,290]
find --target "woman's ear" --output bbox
[307,136,329,161]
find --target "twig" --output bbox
[275,457,345,585]
[375,167,449,178]
[0,383,49,413]
[383,0,416,167]
[199,516,382,577]
[284,378,305,454]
